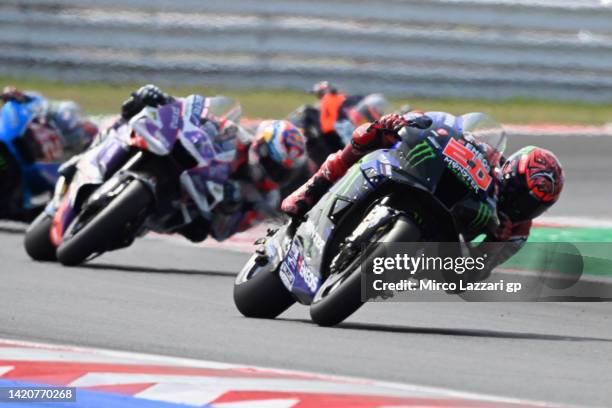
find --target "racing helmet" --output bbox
[249,120,307,186]
[499,146,564,222]
[312,81,337,99]
[50,101,82,133]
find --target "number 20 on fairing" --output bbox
[442,138,492,190]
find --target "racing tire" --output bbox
[24,212,57,261]
[56,180,151,266]
[310,216,420,327]
[234,255,296,319]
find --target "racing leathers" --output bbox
[222,138,282,233]
[2,87,97,153]
[281,112,533,279]
[318,91,365,151]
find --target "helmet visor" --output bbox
[500,180,550,222]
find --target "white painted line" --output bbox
[211,399,298,408]
[0,366,14,376]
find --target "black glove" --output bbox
[120,84,170,120]
[406,115,433,129]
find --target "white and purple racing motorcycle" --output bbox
[24,95,240,265]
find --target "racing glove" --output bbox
[375,113,408,133]
[352,113,409,151]
[120,84,171,120]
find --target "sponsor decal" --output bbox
[279,262,295,289]
[406,141,435,167]
[443,138,492,191]
[283,239,319,294]
[470,202,492,229]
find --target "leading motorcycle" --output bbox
[234,113,505,326]
[24,95,240,265]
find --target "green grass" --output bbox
[530,227,612,243]
[3,75,612,125]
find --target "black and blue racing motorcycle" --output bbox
[234,112,506,326]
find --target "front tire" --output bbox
[57,180,152,266]
[310,216,420,327]
[24,212,56,261]
[234,254,296,319]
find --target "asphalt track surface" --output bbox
[506,134,612,218]
[1,135,611,407]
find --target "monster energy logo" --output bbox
[470,203,492,229]
[0,153,6,170]
[407,141,435,167]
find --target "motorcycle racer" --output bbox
[311,81,388,151]
[213,119,308,239]
[0,86,98,220]
[2,87,98,152]
[282,111,564,279]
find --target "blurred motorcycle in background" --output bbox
[288,92,389,166]
[0,87,96,221]
[24,95,242,265]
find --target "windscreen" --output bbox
[459,112,507,167]
[202,96,242,123]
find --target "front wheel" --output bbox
[234,253,296,319]
[310,216,420,327]
[56,180,152,266]
[24,211,56,261]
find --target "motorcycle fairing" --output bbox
[279,236,319,300]
[0,98,45,146]
[278,157,380,304]
[130,96,234,167]
[131,96,236,218]
[48,132,130,244]
[389,131,499,237]
[180,161,232,218]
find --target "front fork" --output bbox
[329,201,402,274]
[44,175,68,216]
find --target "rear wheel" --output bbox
[234,253,296,319]
[57,180,152,266]
[310,216,420,327]
[24,211,56,261]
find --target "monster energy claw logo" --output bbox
[406,141,435,166]
[470,203,492,229]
